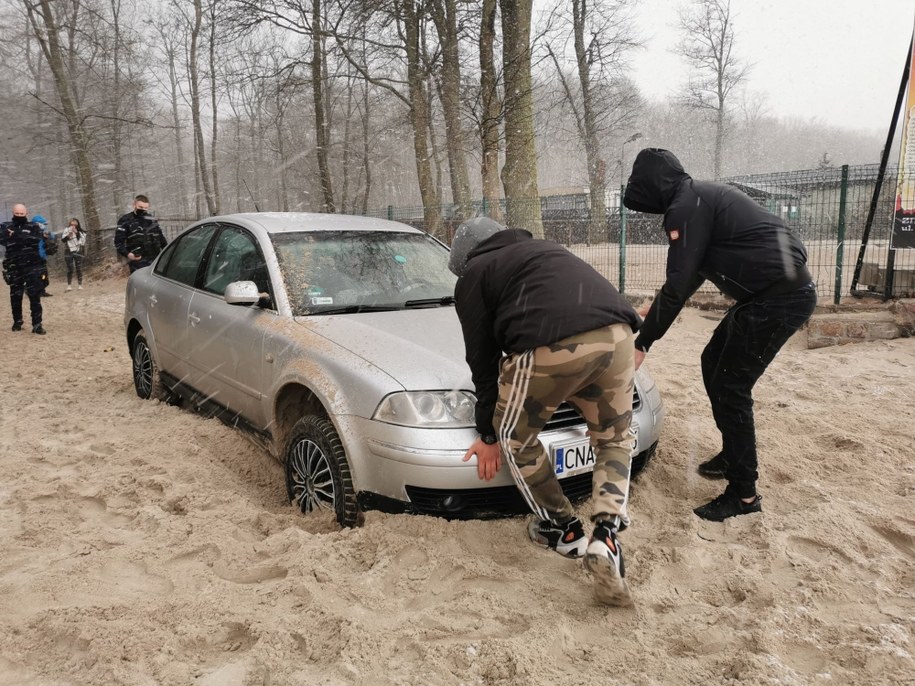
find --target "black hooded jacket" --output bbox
[623,148,812,352]
[1,218,44,268]
[455,228,640,435]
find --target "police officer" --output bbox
[1,204,46,334]
[115,194,167,273]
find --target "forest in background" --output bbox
[0,0,887,244]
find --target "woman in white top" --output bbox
[60,218,87,290]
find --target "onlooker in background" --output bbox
[60,218,87,290]
[33,215,55,297]
[623,148,817,522]
[1,204,46,334]
[115,195,167,273]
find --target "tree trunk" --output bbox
[429,0,472,221]
[479,0,503,222]
[164,32,191,217]
[499,0,542,237]
[26,0,102,258]
[572,0,606,243]
[311,0,335,212]
[402,0,442,237]
[208,0,221,213]
[190,0,217,215]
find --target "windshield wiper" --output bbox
[310,304,403,315]
[403,295,456,308]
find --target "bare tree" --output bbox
[543,0,640,241]
[427,0,472,221]
[188,0,217,214]
[477,0,503,221]
[677,0,749,179]
[499,0,542,236]
[23,0,102,250]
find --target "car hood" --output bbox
[295,307,473,391]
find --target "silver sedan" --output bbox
[124,213,665,527]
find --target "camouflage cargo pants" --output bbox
[494,323,635,526]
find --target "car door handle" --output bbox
[265,353,274,364]
[188,312,200,325]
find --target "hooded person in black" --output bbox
[450,217,641,606]
[623,148,817,521]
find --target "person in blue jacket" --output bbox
[33,214,55,296]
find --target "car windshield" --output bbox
[272,230,457,315]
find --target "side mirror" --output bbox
[224,280,261,305]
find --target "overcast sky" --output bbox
[629,0,915,133]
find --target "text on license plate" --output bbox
[551,430,638,479]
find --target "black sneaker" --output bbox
[697,452,729,480]
[11,321,23,331]
[584,521,632,606]
[694,488,762,521]
[32,325,46,335]
[40,291,52,297]
[527,517,588,558]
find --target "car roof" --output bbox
[206,212,424,235]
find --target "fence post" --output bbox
[387,204,393,221]
[482,197,489,217]
[834,165,849,305]
[619,184,627,294]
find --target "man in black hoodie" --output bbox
[450,217,641,606]
[623,148,817,521]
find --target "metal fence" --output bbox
[58,164,913,303]
[369,164,915,303]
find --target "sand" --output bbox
[0,276,913,686]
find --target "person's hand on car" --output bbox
[463,438,501,481]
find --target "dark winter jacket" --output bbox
[455,228,640,435]
[115,211,167,261]
[1,218,44,269]
[623,148,813,352]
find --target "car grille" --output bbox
[543,387,641,432]
[404,472,593,518]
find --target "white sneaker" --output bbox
[78,285,83,290]
[66,285,72,291]
[584,522,633,606]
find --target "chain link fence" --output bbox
[56,165,913,302]
[370,164,914,302]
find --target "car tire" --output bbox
[285,416,360,528]
[131,330,168,401]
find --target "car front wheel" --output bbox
[132,330,167,401]
[284,416,360,528]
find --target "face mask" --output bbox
[12,215,26,224]
[135,208,148,216]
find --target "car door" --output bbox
[148,224,219,379]
[184,223,277,427]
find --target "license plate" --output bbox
[551,427,639,479]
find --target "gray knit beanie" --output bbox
[448,217,505,276]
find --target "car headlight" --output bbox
[374,390,476,428]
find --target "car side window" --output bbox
[201,225,274,307]
[159,224,218,286]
